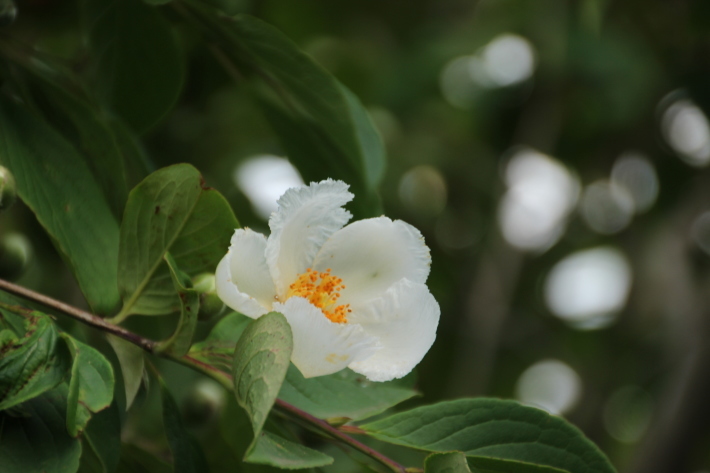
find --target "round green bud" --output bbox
[192,272,225,321]
[0,166,17,211]
[181,379,226,428]
[0,233,31,280]
[192,272,216,293]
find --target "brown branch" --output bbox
[0,278,157,352]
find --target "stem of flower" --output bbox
[0,278,410,473]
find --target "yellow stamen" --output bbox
[287,268,351,323]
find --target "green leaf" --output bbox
[85,0,185,133]
[19,65,129,218]
[159,379,209,473]
[116,444,172,473]
[425,452,471,473]
[82,400,122,473]
[0,310,71,410]
[245,431,334,469]
[187,311,251,372]
[220,396,333,471]
[107,117,154,188]
[62,334,115,437]
[467,457,568,473]
[106,334,144,410]
[0,386,82,473]
[361,399,616,473]
[189,8,385,217]
[78,439,107,473]
[232,312,292,437]
[0,304,24,334]
[155,254,200,356]
[117,163,239,317]
[279,365,418,421]
[0,97,120,314]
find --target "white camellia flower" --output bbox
[216,179,439,381]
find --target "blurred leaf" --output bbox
[232,312,292,437]
[0,310,71,410]
[85,0,185,133]
[81,400,122,473]
[468,457,568,473]
[155,254,200,356]
[218,397,255,466]
[0,386,82,473]
[117,163,238,316]
[279,365,418,421]
[425,452,471,473]
[106,334,144,410]
[187,311,251,372]
[361,399,616,473]
[245,431,333,469]
[426,453,566,473]
[220,393,330,471]
[116,444,172,473]
[159,378,210,473]
[107,117,154,189]
[62,334,115,437]
[20,67,129,218]
[188,8,385,217]
[0,97,121,314]
[78,440,106,473]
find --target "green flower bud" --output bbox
[181,379,226,428]
[0,233,31,280]
[192,272,225,321]
[0,166,17,211]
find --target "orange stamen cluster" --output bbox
[287,268,351,323]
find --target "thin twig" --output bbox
[0,278,410,473]
[0,278,157,352]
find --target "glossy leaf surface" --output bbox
[362,399,616,473]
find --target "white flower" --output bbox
[216,179,439,382]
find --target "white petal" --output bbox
[266,180,353,297]
[215,229,275,318]
[274,297,379,378]
[348,279,439,382]
[313,217,431,308]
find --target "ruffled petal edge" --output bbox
[348,279,439,382]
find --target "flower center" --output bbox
[286,268,351,323]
